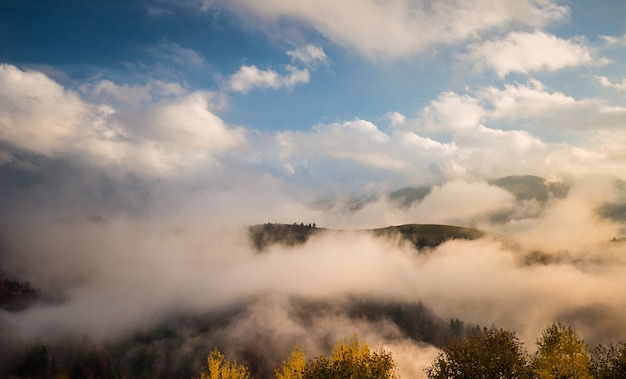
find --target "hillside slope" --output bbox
[248,223,484,251]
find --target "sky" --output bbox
[2,2,626,375]
[2,0,626,217]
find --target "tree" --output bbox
[590,343,626,379]
[533,322,591,379]
[197,348,250,379]
[275,345,306,379]
[425,327,531,379]
[302,335,397,379]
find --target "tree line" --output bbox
[197,323,626,379]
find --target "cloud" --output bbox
[80,79,187,106]
[228,64,309,93]
[149,41,206,68]
[148,91,246,151]
[596,75,626,92]
[4,65,626,230]
[599,34,626,46]
[417,92,486,132]
[477,79,578,120]
[410,180,516,224]
[287,44,328,67]
[274,119,450,185]
[0,64,88,155]
[0,65,245,176]
[475,79,626,134]
[199,0,568,60]
[407,79,626,143]
[464,31,596,77]
[2,199,626,352]
[386,112,407,127]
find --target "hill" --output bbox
[370,224,484,250]
[248,223,484,251]
[488,175,570,202]
[388,175,571,210]
[0,277,39,312]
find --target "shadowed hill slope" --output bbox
[248,223,484,252]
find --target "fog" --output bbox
[1,174,626,377]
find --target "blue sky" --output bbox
[2,0,626,226]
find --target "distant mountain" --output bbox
[248,223,483,252]
[388,175,570,210]
[488,175,570,202]
[597,202,626,222]
[388,186,431,208]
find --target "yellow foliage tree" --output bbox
[303,335,398,379]
[533,322,592,379]
[275,345,306,379]
[198,348,250,379]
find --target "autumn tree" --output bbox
[533,322,592,379]
[590,343,626,379]
[295,335,397,379]
[197,348,250,379]
[425,327,531,379]
[275,345,306,379]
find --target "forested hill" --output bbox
[248,223,484,251]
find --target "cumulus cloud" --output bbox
[0,64,245,176]
[0,64,90,155]
[228,64,309,93]
[476,79,626,134]
[197,0,568,59]
[146,91,244,151]
[417,92,486,132]
[464,31,596,77]
[387,111,407,127]
[477,79,578,120]
[406,78,626,144]
[273,119,455,189]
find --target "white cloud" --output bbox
[600,34,626,46]
[287,45,328,67]
[0,65,245,175]
[465,31,596,77]
[386,112,406,128]
[596,76,626,92]
[274,119,453,184]
[81,79,187,106]
[477,79,578,120]
[199,0,568,60]
[0,64,87,155]
[412,180,515,223]
[228,64,309,93]
[417,92,485,132]
[474,79,626,134]
[149,91,246,151]
[271,115,552,185]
